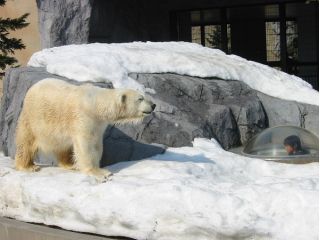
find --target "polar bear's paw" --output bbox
[86,168,113,183]
[16,164,41,173]
[58,163,77,171]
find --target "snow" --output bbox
[28,41,319,105]
[0,138,318,240]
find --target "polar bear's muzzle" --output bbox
[142,102,156,115]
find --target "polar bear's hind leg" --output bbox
[15,117,40,172]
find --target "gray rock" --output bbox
[0,67,318,165]
[228,98,267,144]
[300,104,319,136]
[257,92,319,136]
[130,73,267,148]
[36,0,92,48]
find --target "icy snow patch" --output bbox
[0,139,318,240]
[28,42,318,105]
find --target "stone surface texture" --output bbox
[36,0,92,48]
[257,92,319,135]
[0,67,318,165]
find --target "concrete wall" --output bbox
[0,217,126,240]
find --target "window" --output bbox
[191,24,231,52]
[204,25,221,49]
[188,9,231,53]
[191,26,201,44]
[265,20,298,71]
[265,21,280,62]
[227,24,231,53]
[286,21,298,61]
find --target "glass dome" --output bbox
[242,126,319,163]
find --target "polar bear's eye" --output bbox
[138,97,144,102]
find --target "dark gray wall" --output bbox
[89,0,173,43]
[229,6,267,63]
[293,2,318,84]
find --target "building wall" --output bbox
[294,2,318,84]
[89,0,172,43]
[0,0,41,66]
[229,6,267,63]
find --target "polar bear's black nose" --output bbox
[151,104,156,110]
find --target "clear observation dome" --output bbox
[242,126,319,163]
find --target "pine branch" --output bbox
[0,13,30,31]
[0,58,19,77]
[0,54,17,72]
[0,57,19,76]
[0,32,25,54]
[0,0,28,76]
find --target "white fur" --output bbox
[15,78,154,181]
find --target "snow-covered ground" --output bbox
[0,138,318,240]
[2,41,318,239]
[28,41,318,105]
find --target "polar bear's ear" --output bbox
[121,94,127,104]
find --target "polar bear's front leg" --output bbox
[73,136,112,181]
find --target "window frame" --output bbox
[189,8,230,53]
[171,2,319,89]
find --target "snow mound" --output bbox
[0,139,318,240]
[28,42,318,106]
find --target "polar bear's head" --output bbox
[116,89,156,122]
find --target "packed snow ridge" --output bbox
[28,41,319,106]
[0,139,318,240]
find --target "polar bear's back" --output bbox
[24,78,83,118]
[27,78,81,99]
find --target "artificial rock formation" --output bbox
[0,67,318,165]
[36,0,92,48]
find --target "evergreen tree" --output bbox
[205,26,222,50]
[0,0,29,77]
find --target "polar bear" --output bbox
[15,78,156,180]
